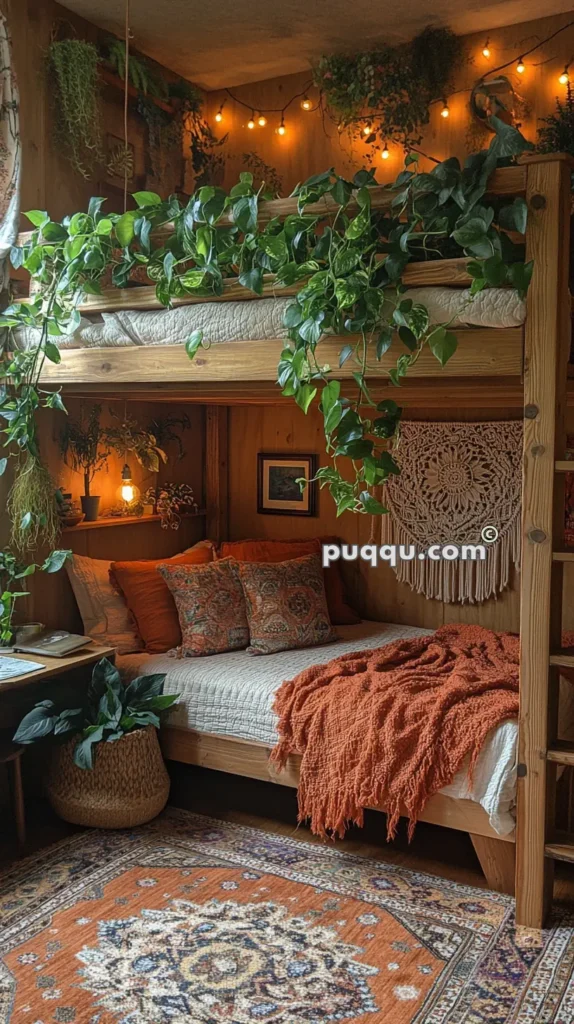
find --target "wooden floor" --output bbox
[1,763,574,903]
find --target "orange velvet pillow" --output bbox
[110,547,213,654]
[218,536,360,625]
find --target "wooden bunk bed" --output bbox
[19,152,573,929]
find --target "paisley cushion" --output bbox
[234,553,339,656]
[158,558,249,657]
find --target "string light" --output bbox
[276,116,286,136]
[363,123,372,136]
[482,38,491,58]
[300,95,312,110]
[559,63,570,85]
[214,103,224,123]
[516,56,525,73]
[247,110,255,129]
[257,114,267,127]
[381,143,389,160]
[440,99,450,118]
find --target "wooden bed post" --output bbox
[205,405,229,544]
[516,154,573,929]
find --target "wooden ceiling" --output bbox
[57,0,574,89]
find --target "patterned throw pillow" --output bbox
[233,553,339,656]
[157,559,249,657]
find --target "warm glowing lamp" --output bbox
[117,464,140,509]
[440,100,450,118]
[300,96,312,110]
[516,57,525,74]
[247,111,255,129]
[381,143,389,159]
[482,39,491,58]
[559,65,570,85]
[276,117,286,135]
[363,123,372,136]
[215,105,224,123]
[257,114,267,127]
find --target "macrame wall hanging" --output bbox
[380,420,523,604]
[0,9,21,288]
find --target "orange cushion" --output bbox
[218,537,360,625]
[110,547,213,654]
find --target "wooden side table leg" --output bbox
[10,755,26,848]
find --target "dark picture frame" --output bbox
[257,452,318,517]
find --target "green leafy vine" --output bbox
[2,117,533,531]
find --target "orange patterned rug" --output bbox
[0,809,573,1023]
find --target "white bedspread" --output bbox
[118,620,517,836]
[15,286,525,350]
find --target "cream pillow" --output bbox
[66,553,144,654]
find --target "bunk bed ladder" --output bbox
[516,154,573,929]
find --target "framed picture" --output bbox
[257,452,318,517]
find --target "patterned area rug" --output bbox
[1,810,573,1023]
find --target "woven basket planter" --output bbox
[46,726,170,828]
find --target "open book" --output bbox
[14,632,93,658]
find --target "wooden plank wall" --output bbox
[205,11,574,195]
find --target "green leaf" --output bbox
[185,329,204,360]
[509,260,534,298]
[24,210,49,228]
[331,177,353,208]
[499,197,528,235]
[163,250,175,284]
[95,218,113,236]
[13,702,57,744]
[0,458,7,476]
[44,341,62,364]
[284,304,303,329]
[398,326,417,352]
[115,212,136,247]
[74,727,105,769]
[124,673,167,704]
[132,190,162,208]
[429,328,458,366]
[339,344,353,367]
[41,549,71,574]
[295,384,317,414]
[239,267,264,295]
[360,491,388,515]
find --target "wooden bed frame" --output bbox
[18,152,573,927]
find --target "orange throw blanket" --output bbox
[271,624,520,841]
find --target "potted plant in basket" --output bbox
[13,658,179,827]
[60,404,110,521]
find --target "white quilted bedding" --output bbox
[14,287,524,350]
[118,620,517,836]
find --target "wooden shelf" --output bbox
[100,66,175,116]
[61,510,206,532]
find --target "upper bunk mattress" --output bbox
[14,287,525,350]
[117,620,518,836]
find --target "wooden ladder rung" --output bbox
[552,550,574,562]
[545,833,574,863]
[547,742,574,766]
[555,461,574,472]
[550,650,574,669]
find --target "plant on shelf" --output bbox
[106,39,167,99]
[4,116,534,518]
[60,405,111,522]
[242,153,283,197]
[314,26,465,149]
[47,38,103,178]
[0,548,70,647]
[143,482,198,529]
[14,657,177,768]
[537,83,574,159]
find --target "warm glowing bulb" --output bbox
[516,58,525,74]
[247,119,255,129]
[121,483,135,503]
[560,68,570,85]
[277,121,286,135]
[258,115,267,127]
[440,102,450,118]
[381,144,389,160]
[215,110,223,123]
[363,124,372,135]
[482,39,491,58]
[301,96,311,110]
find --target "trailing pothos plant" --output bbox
[2,115,533,519]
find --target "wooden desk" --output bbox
[0,645,116,692]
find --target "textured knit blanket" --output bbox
[271,624,521,840]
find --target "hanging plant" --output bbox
[314,26,464,149]
[537,83,574,158]
[242,152,283,197]
[7,453,60,554]
[47,38,103,178]
[137,97,182,190]
[106,39,168,99]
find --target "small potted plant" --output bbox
[0,548,70,648]
[60,404,110,521]
[14,658,178,827]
